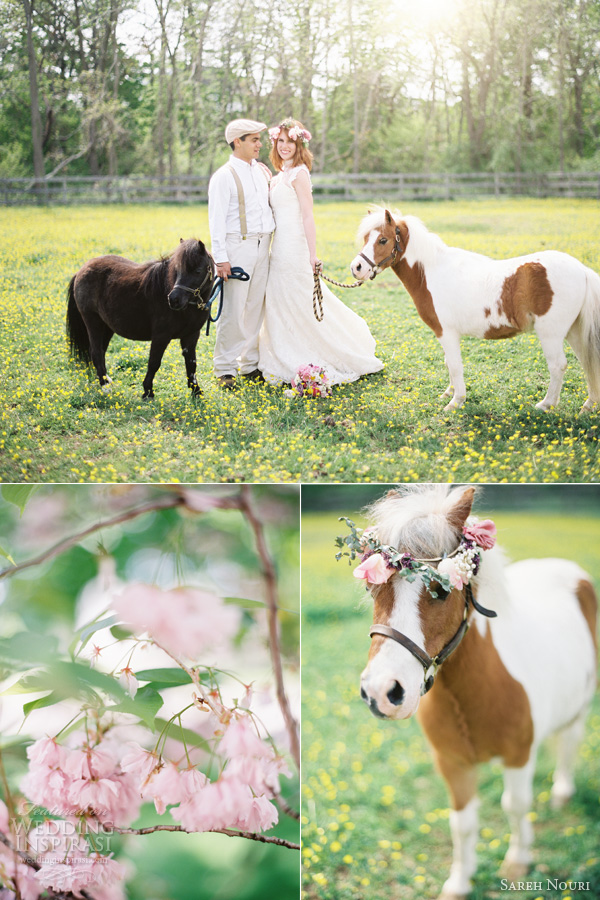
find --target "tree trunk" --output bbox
[22,0,45,180]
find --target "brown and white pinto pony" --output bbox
[350,209,600,412]
[359,485,597,900]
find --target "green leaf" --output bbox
[0,633,59,668]
[108,685,164,729]
[110,625,133,641]
[1,485,40,515]
[23,692,61,717]
[3,661,124,703]
[134,667,193,687]
[154,716,212,753]
[80,615,118,644]
[224,596,266,609]
[0,543,15,565]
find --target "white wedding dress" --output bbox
[258,163,383,385]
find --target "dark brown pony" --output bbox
[66,238,214,399]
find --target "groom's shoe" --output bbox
[218,375,236,390]
[242,368,265,383]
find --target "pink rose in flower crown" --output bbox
[353,552,393,584]
[437,557,466,590]
[463,519,497,550]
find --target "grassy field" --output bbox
[1,199,599,483]
[301,490,600,900]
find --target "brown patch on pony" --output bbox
[417,622,534,771]
[490,262,554,336]
[484,324,521,340]
[368,581,396,661]
[430,752,477,810]
[395,258,443,337]
[575,578,598,652]
[484,307,491,318]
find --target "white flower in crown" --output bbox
[268,126,281,143]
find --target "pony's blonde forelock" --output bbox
[356,206,403,246]
[365,485,480,558]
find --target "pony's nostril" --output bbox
[360,686,368,702]
[387,681,405,706]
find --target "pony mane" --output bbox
[357,206,447,269]
[365,485,470,558]
[140,256,172,297]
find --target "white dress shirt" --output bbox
[208,155,275,263]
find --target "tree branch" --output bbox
[0,490,239,582]
[238,487,300,771]
[114,823,299,849]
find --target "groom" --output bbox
[208,118,275,389]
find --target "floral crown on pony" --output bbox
[335,516,497,598]
[269,119,312,147]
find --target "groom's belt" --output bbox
[226,232,272,241]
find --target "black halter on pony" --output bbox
[358,225,405,279]
[370,582,497,696]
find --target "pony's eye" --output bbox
[379,237,388,244]
[430,584,450,601]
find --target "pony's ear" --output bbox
[197,239,205,251]
[180,237,184,243]
[447,487,476,532]
[384,209,395,227]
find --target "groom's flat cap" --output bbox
[225,119,267,143]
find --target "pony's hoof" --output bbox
[142,392,155,402]
[535,400,553,411]
[580,400,597,413]
[443,399,463,412]
[101,377,113,394]
[191,386,203,398]
[440,387,453,399]
[500,859,530,881]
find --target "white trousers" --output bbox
[213,233,271,377]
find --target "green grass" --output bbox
[1,199,599,482]
[301,494,600,900]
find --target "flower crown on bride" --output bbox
[269,119,312,147]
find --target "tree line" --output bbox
[1,0,599,180]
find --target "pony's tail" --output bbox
[66,276,91,366]
[575,266,600,403]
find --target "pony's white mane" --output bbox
[365,485,509,606]
[366,485,467,558]
[357,207,446,269]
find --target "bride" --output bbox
[258,118,383,387]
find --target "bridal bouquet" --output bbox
[286,364,332,398]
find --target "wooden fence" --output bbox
[2,171,600,205]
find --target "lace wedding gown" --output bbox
[258,164,383,385]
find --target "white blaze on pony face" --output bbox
[360,578,427,720]
[350,230,380,281]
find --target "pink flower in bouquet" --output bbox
[290,364,331,399]
[353,552,393,584]
[463,519,497,550]
[113,584,241,659]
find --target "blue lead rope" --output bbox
[205,267,250,335]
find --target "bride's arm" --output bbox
[293,169,319,272]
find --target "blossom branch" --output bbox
[0,830,94,899]
[238,487,300,771]
[0,496,185,582]
[0,488,242,583]
[113,824,299,849]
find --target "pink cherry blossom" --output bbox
[118,666,139,699]
[113,584,241,659]
[0,798,9,833]
[437,557,465,589]
[236,794,278,832]
[463,519,497,550]
[219,718,271,759]
[353,553,393,584]
[26,737,64,769]
[142,763,186,815]
[120,742,160,782]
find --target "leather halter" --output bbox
[359,226,405,279]
[370,583,496,695]
[168,255,215,309]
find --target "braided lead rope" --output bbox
[312,262,363,321]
